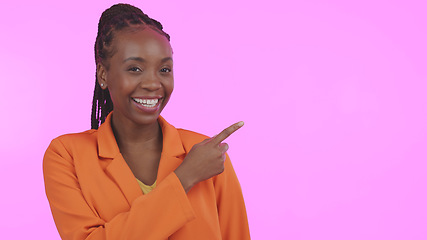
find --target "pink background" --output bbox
[1,0,426,239]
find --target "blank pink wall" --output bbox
[1,0,426,239]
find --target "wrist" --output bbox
[174,166,196,193]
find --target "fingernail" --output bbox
[237,121,244,127]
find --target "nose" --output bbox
[140,72,161,91]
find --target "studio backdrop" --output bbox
[0,0,426,239]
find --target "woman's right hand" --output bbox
[174,121,244,193]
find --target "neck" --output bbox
[110,113,163,153]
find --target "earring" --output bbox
[100,83,104,87]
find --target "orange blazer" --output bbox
[43,113,250,240]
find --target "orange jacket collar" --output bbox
[97,112,186,159]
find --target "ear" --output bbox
[97,63,108,89]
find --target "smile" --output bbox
[132,97,160,108]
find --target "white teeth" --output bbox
[147,99,157,104]
[132,98,159,107]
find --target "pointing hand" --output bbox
[174,121,244,193]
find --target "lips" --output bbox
[132,98,159,107]
[131,97,162,113]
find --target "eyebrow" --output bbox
[123,57,173,63]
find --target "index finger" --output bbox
[211,121,244,145]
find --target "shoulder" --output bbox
[44,129,101,172]
[47,129,98,153]
[176,128,210,152]
[177,128,209,140]
[52,129,97,144]
[177,128,209,143]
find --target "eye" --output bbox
[160,67,172,73]
[128,67,142,72]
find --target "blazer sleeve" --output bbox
[43,138,196,240]
[213,154,251,239]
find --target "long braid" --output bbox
[91,3,170,129]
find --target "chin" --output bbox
[130,112,162,126]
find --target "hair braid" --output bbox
[91,3,170,129]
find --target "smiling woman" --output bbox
[43,3,250,240]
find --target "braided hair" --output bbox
[91,3,170,129]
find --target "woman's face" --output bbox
[98,26,174,127]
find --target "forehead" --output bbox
[112,27,172,59]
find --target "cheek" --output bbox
[161,75,174,96]
[107,87,123,108]
[108,73,134,93]
[168,80,174,94]
[106,77,132,106]
[162,78,174,106]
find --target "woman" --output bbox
[43,3,250,240]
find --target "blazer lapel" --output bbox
[157,155,184,183]
[156,116,186,183]
[98,113,142,207]
[105,154,142,206]
[97,113,187,205]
